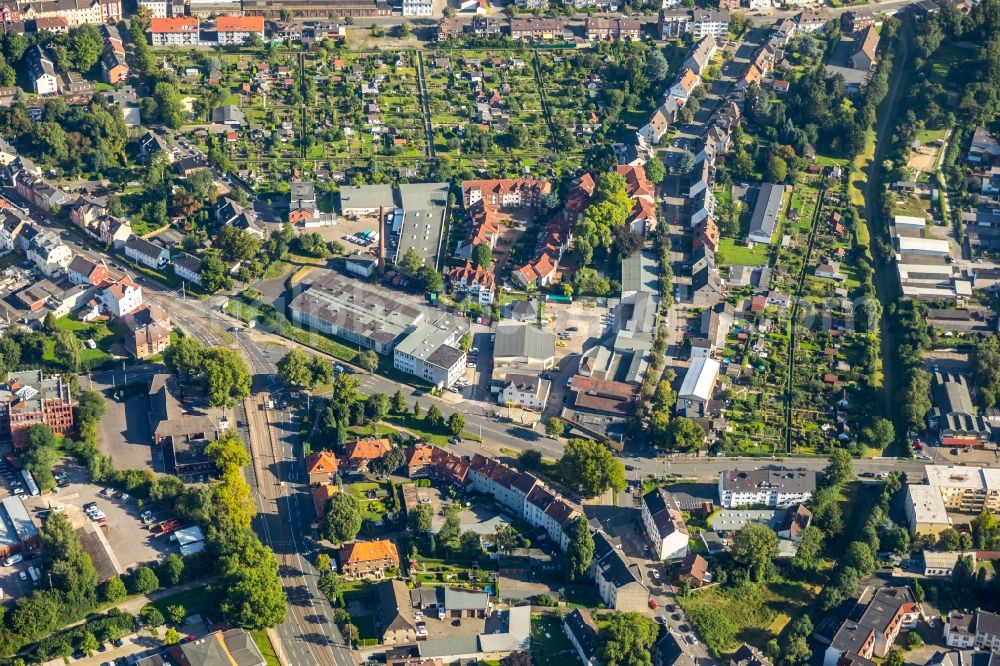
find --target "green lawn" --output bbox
[717,237,770,266]
[531,614,574,666]
[679,576,819,656]
[149,587,220,621]
[347,481,391,522]
[249,629,280,666]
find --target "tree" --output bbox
[391,390,407,413]
[518,449,542,469]
[472,243,493,268]
[494,524,518,554]
[277,349,314,388]
[545,417,565,437]
[447,412,465,436]
[205,431,251,471]
[912,579,925,603]
[369,447,405,477]
[321,494,362,545]
[598,612,659,666]
[732,523,778,583]
[101,576,127,603]
[164,628,182,645]
[844,541,875,576]
[613,225,644,259]
[823,449,854,488]
[863,418,895,450]
[357,350,379,373]
[130,567,160,595]
[425,405,444,429]
[68,24,103,72]
[645,157,666,184]
[166,604,187,625]
[566,515,594,581]
[141,605,165,628]
[408,503,433,533]
[644,49,669,81]
[161,553,185,586]
[971,511,1000,548]
[202,347,252,408]
[199,253,234,292]
[792,526,825,573]
[79,631,99,656]
[664,417,705,452]
[767,154,788,183]
[459,531,482,558]
[366,392,390,422]
[885,650,904,666]
[439,505,461,545]
[558,439,626,498]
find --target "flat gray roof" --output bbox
[396,182,450,271]
[339,184,395,213]
[494,323,555,361]
[621,250,659,296]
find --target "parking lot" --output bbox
[540,299,617,363]
[24,462,172,571]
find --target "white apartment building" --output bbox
[641,487,689,560]
[401,0,432,16]
[138,0,169,17]
[718,469,817,508]
[149,17,199,46]
[393,322,467,389]
[215,16,265,45]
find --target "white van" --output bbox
[3,553,23,567]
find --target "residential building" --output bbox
[498,374,551,411]
[508,17,568,41]
[26,46,57,95]
[215,15,264,45]
[670,68,701,100]
[904,484,951,536]
[100,216,131,248]
[462,178,551,209]
[166,629,266,666]
[147,373,220,480]
[945,611,976,649]
[822,587,919,666]
[493,323,556,370]
[344,438,392,471]
[171,252,202,286]
[590,531,649,612]
[138,0,169,17]
[641,487,689,560]
[14,172,71,212]
[0,370,74,449]
[149,16,199,45]
[676,553,710,588]
[122,304,170,359]
[748,183,786,244]
[393,319,468,389]
[690,265,723,307]
[718,468,817,508]
[377,579,417,644]
[676,356,720,417]
[467,454,579,550]
[585,16,641,40]
[339,539,400,579]
[924,464,1000,514]
[67,255,109,287]
[796,8,831,32]
[124,235,168,270]
[447,262,495,305]
[975,610,1000,652]
[691,9,730,37]
[99,276,143,317]
[304,450,338,486]
[288,181,317,224]
[683,35,718,75]
[8,0,121,26]
[850,25,879,70]
[27,230,71,277]
[778,504,812,540]
[732,644,772,666]
[563,609,599,666]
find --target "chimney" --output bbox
[377,206,386,277]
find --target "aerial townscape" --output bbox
[0,0,996,663]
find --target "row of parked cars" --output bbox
[0,459,25,495]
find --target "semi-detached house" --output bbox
[823,587,919,666]
[124,235,168,270]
